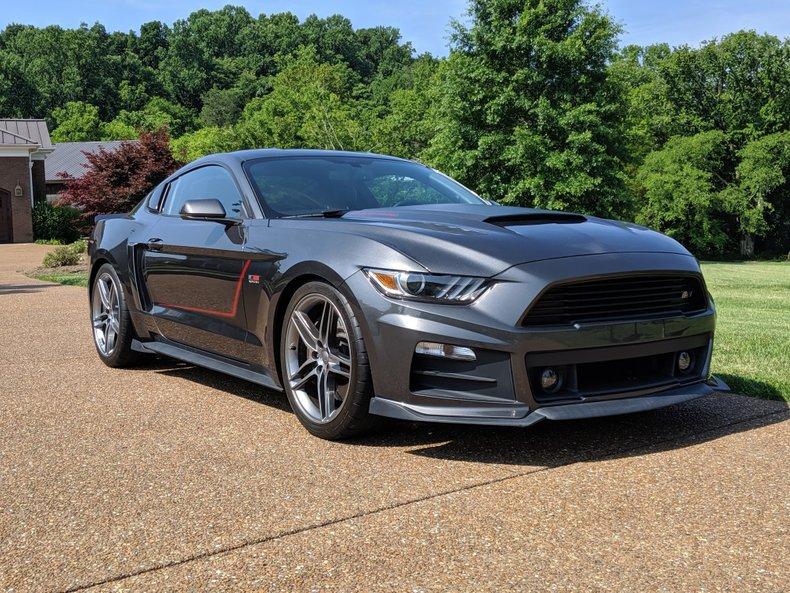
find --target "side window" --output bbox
[147,185,164,211]
[162,166,246,218]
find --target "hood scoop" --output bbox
[484,212,587,226]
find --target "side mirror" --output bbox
[179,199,239,225]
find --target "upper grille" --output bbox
[522,274,708,327]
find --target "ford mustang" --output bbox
[88,149,719,439]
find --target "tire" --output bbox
[280,281,378,440]
[90,262,145,368]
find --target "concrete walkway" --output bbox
[0,243,787,592]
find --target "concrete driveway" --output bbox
[1,243,787,593]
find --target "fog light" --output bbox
[415,342,476,361]
[677,351,692,373]
[541,367,560,392]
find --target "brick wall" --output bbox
[0,156,34,243]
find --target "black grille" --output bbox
[523,274,707,327]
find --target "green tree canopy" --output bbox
[236,47,362,150]
[426,0,630,219]
[636,131,731,254]
[51,101,103,142]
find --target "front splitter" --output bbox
[369,381,721,427]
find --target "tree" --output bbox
[426,0,630,218]
[200,87,245,127]
[636,131,731,255]
[51,101,103,142]
[369,57,439,158]
[171,126,240,162]
[103,97,197,139]
[721,132,790,256]
[236,47,362,150]
[58,130,181,223]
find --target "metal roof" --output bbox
[0,119,52,148]
[45,140,126,182]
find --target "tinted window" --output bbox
[245,157,484,217]
[163,166,245,218]
[147,185,164,211]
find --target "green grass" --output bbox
[31,272,88,287]
[701,261,789,401]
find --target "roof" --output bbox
[45,140,126,182]
[0,119,52,148]
[194,148,412,167]
[231,148,410,161]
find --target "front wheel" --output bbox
[281,282,377,440]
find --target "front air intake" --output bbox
[522,274,708,327]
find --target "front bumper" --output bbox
[346,252,718,426]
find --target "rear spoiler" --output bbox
[484,212,587,226]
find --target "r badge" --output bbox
[248,274,260,284]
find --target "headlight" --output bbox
[363,268,491,303]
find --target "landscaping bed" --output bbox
[28,263,89,287]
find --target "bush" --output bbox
[42,245,81,267]
[58,129,181,225]
[32,202,81,243]
[69,238,88,254]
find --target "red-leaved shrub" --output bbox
[58,129,181,227]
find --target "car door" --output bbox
[140,164,258,362]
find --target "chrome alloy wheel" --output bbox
[285,294,353,424]
[92,272,121,356]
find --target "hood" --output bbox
[302,204,692,277]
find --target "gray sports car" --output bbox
[88,149,718,439]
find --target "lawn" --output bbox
[702,261,789,402]
[31,271,88,287]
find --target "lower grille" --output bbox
[526,334,710,403]
[522,274,707,327]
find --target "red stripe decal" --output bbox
[158,259,251,318]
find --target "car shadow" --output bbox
[0,283,59,294]
[143,360,788,469]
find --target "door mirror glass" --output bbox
[180,199,227,220]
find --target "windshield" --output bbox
[244,156,486,217]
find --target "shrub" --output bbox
[32,202,81,243]
[69,238,88,254]
[43,245,81,267]
[58,129,182,227]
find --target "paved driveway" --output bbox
[1,243,787,593]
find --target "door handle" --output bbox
[147,238,164,251]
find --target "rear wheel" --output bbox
[281,282,377,439]
[91,263,144,368]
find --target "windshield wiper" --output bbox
[280,209,350,219]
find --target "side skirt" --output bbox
[132,338,282,392]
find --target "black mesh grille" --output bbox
[522,274,707,327]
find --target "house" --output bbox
[0,119,53,243]
[45,140,125,201]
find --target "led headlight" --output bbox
[364,269,491,303]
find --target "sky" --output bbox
[0,0,787,56]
